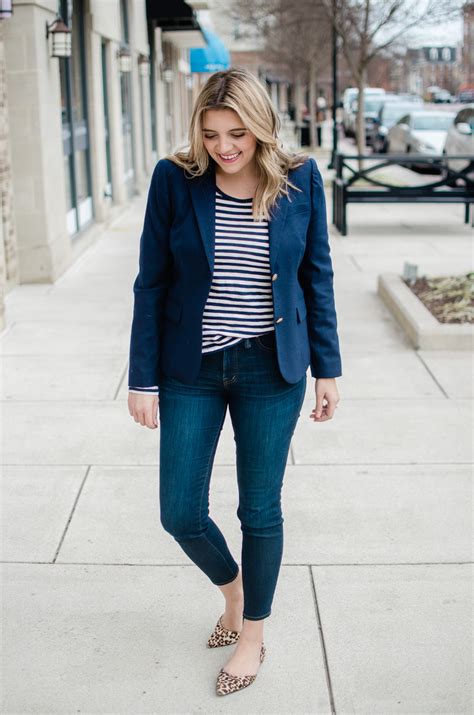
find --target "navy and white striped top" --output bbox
[129,186,275,396]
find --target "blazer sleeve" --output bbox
[128,159,172,389]
[298,158,342,379]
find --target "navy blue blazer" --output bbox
[128,156,342,389]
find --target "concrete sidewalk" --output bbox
[1,158,472,714]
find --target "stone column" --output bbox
[153,27,168,159]
[83,10,108,223]
[4,2,71,283]
[0,21,19,328]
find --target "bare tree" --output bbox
[227,0,332,148]
[228,0,461,156]
[319,0,462,154]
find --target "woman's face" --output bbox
[201,108,257,174]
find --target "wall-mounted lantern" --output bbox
[117,45,132,73]
[138,54,150,78]
[162,66,174,83]
[0,0,13,20]
[45,15,72,58]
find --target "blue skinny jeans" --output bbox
[157,330,307,620]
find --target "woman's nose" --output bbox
[217,143,234,154]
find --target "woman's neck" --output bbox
[215,163,259,199]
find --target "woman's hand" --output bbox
[128,392,159,429]
[310,378,340,422]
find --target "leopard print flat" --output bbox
[216,643,266,696]
[207,614,241,648]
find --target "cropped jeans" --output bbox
[157,330,307,620]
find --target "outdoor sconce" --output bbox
[138,54,150,78]
[117,45,132,73]
[0,0,13,19]
[162,67,174,83]
[45,15,72,58]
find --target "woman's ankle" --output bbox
[226,585,244,602]
[219,569,244,605]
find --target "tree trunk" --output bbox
[356,73,366,157]
[309,57,317,149]
[356,70,367,172]
[295,77,304,126]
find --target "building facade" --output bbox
[0,0,209,329]
[462,2,474,88]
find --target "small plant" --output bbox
[404,272,473,324]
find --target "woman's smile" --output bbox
[217,151,241,164]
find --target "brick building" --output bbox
[462,2,474,88]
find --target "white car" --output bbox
[387,110,456,157]
[443,105,474,183]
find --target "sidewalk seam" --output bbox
[309,565,337,714]
[415,352,450,398]
[115,359,130,400]
[52,465,92,563]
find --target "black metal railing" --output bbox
[332,153,474,236]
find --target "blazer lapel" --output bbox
[187,164,216,274]
[187,160,289,274]
[268,186,289,274]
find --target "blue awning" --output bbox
[190,28,230,73]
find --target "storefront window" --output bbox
[101,41,113,201]
[58,0,93,236]
[147,24,157,158]
[120,0,135,198]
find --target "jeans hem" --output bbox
[213,568,240,586]
[243,610,271,621]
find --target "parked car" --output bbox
[457,88,474,103]
[387,110,456,155]
[370,101,426,152]
[433,89,454,103]
[342,87,385,137]
[342,87,358,136]
[443,105,474,183]
[394,93,423,104]
[350,95,389,144]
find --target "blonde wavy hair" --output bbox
[165,68,310,221]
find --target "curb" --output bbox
[377,272,473,350]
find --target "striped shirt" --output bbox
[129,186,275,395]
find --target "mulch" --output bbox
[404,273,473,324]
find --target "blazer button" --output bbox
[271,273,278,281]
[275,316,284,324]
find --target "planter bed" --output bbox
[377,273,473,350]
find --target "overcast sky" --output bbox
[405,16,463,46]
[203,5,465,49]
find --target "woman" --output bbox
[128,68,342,696]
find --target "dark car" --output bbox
[457,89,474,104]
[370,101,426,153]
[350,96,387,144]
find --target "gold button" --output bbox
[272,273,278,281]
[275,316,284,324]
